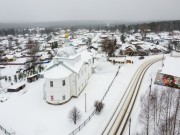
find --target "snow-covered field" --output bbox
[0,55,164,135]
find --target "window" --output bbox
[51,95,54,101]
[50,81,53,87]
[62,95,65,100]
[62,80,65,86]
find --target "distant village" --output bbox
[0,27,180,62]
[0,24,180,104]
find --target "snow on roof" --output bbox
[146,33,160,40]
[108,57,126,62]
[40,54,50,60]
[27,74,38,78]
[162,57,180,77]
[45,47,92,78]
[8,82,26,89]
[0,65,5,68]
[100,34,108,38]
[126,56,132,60]
[121,43,132,50]
[64,50,92,73]
[44,64,73,79]
[57,46,76,57]
[5,55,15,59]
[14,53,22,57]
[126,45,137,51]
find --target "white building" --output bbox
[44,47,93,104]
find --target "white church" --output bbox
[43,47,93,104]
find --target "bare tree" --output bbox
[139,86,180,135]
[139,90,154,135]
[140,24,149,41]
[68,106,81,125]
[172,91,180,135]
[101,38,116,57]
[26,40,39,69]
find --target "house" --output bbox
[126,56,133,64]
[7,82,26,92]
[125,46,137,56]
[150,46,161,54]
[4,55,16,62]
[43,47,93,105]
[0,65,5,69]
[107,56,126,64]
[27,74,38,83]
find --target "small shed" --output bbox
[108,57,126,64]
[0,65,5,69]
[8,82,26,92]
[27,74,38,83]
[126,57,133,64]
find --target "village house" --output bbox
[125,45,137,56]
[43,47,93,105]
[4,55,16,62]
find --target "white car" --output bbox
[0,96,9,102]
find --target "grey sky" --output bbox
[0,0,180,22]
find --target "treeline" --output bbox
[94,20,180,33]
[0,20,180,36]
[0,27,60,36]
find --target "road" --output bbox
[100,57,162,135]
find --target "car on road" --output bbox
[139,56,144,60]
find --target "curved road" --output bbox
[100,57,162,135]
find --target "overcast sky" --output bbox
[0,0,180,22]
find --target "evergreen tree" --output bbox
[121,34,126,44]
[8,76,11,82]
[5,76,7,81]
[14,75,17,83]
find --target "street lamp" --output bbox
[85,93,87,112]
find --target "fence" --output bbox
[101,65,121,102]
[68,65,122,135]
[68,110,96,135]
[0,125,12,135]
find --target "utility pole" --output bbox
[85,93,87,112]
[162,53,164,67]
[149,77,152,96]
[129,117,131,135]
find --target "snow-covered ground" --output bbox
[0,55,164,135]
[125,55,180,135]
